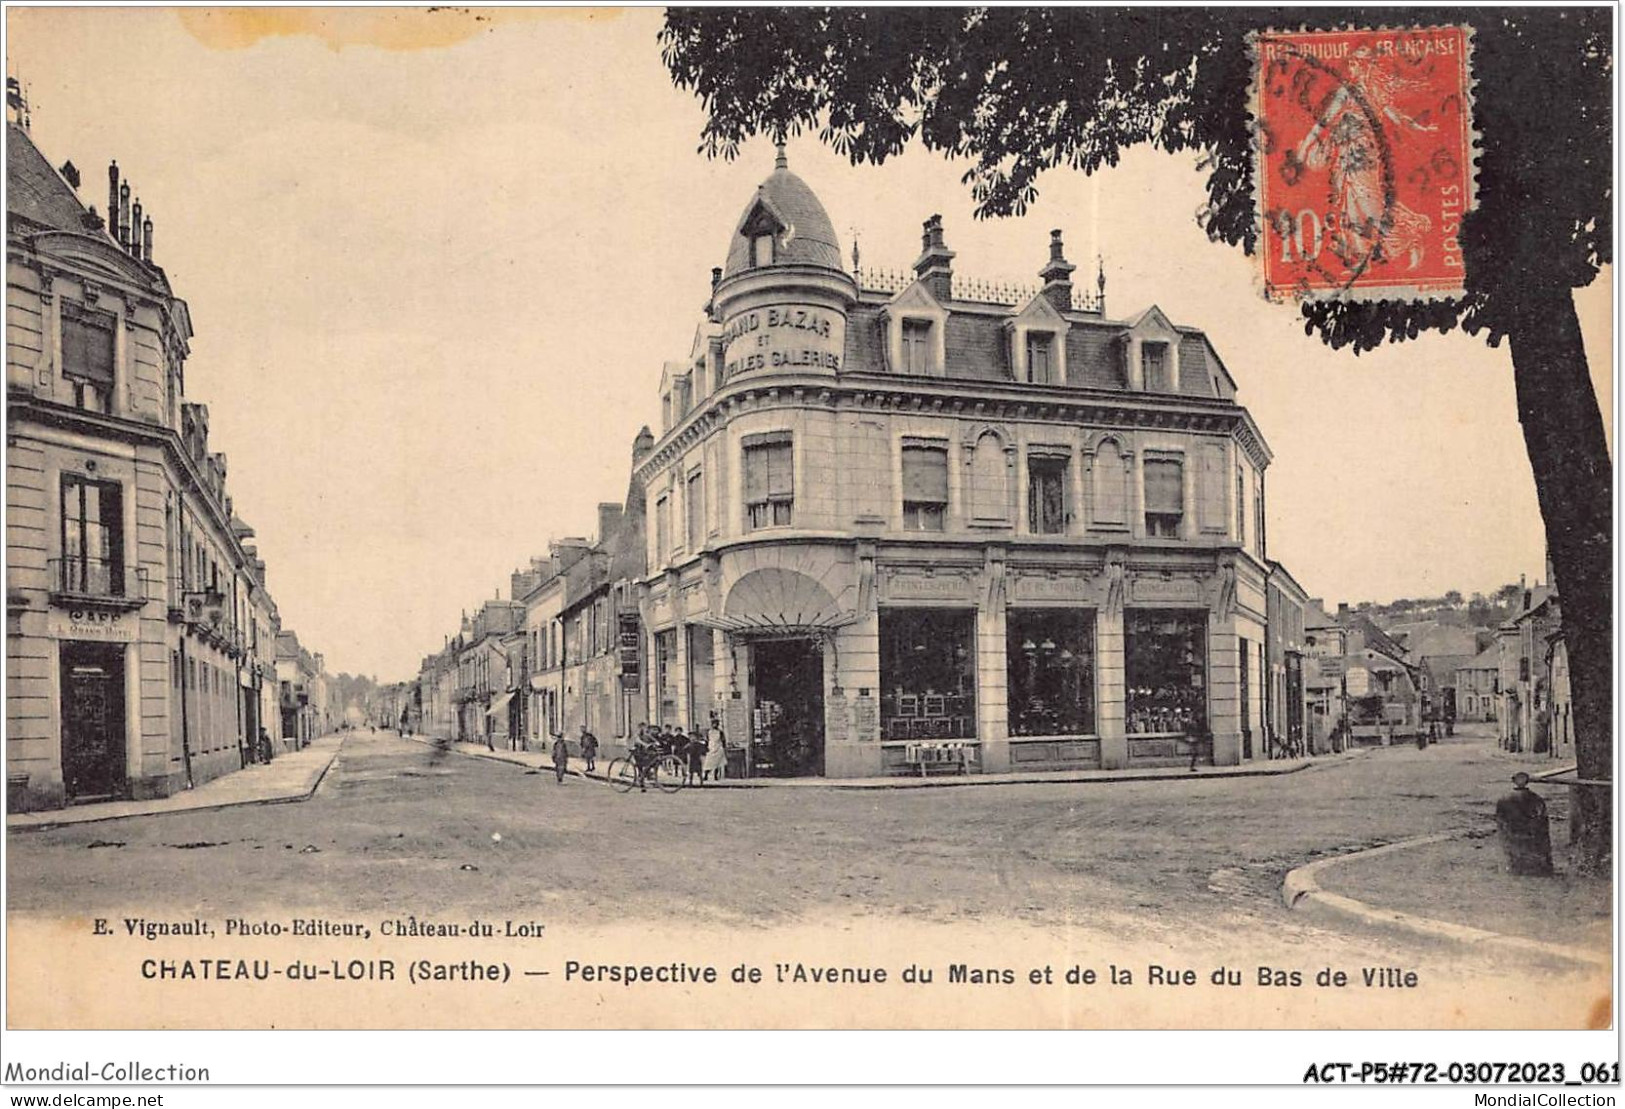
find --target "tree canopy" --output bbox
[661,7,1610,349]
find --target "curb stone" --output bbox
[6,736,347,833]
[1280,767,1604,970]
[410,735,1361,790]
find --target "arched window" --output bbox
[1092,439,1127,527]
[968,431,1009,524]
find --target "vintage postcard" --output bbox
[1,3,1615,1087]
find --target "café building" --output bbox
[634,147,1274,777]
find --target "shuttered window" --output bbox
[744,437,793,529]
[1143,457,1184,538]
[901,443,948,531]
[62,307,116,385]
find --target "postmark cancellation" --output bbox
[1251,26,1478,303]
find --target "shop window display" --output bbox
[1006,609,1096,736]
[879,609,976,740]
[1125,609,1207,735]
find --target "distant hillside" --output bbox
[1356,583,1527,632]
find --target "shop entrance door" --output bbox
[60,641,127,802]
[749,637,825,777]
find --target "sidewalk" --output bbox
[6,733,345,832]
[416,735,1355,790]
[1283,765,1610,968]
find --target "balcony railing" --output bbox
[48,557,149,610]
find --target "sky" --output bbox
[6,8,1612,681]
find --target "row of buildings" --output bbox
[5,114,336,810]
[1296,569,1572,760]
[397,148,1334,777]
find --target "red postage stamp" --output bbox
[1251,26,1476,302]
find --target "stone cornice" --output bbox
[9,235,193,360]
[9,394,261,580]
[635,371,1273,482]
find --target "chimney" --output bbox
[912,214,955,301]
[142,214,153,262]
[597,502,622,543]
[107,162,120,241]
[632,425,655,464]
[1337,602,1349,621]
[1039,229,1076,311]
[131,198,143,256]
[707,266,724,322]
[118,181,131,252]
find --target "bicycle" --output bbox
[607,753,685,794]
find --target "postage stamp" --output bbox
[1251,26,1477,302]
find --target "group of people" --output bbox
[631,715,728,786]
[544,715,728,789]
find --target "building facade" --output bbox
[6,122,320,810]
[1265,562,1310,755]
[631,151,1276,778]
[1454,645,1499,723]
[1498,578,1562,755]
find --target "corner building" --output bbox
[636,150,1274,777]
[6,122,295,808]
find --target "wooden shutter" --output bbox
[1144,458,1184,514]
[765,443,793,497]
[901,445,948,503]
[62,311,115,384]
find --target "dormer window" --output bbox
[752,233,775,268]
[1142,341,1171,392]
[1026,332,1055,384]
[902,319,934,375]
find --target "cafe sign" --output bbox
[722,302,844,378]
[50,606,136,643]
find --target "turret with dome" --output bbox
[721,142,847,278]
[710,143,856,383]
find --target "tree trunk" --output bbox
[1507,284,1613,874]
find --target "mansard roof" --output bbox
[7,123,92,235]
[841,292,1235,400]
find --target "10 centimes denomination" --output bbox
[1251,25,1476,302]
